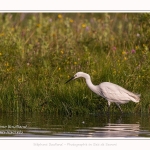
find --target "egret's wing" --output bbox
[99,82,140,103]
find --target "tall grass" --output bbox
[0,13,150,114]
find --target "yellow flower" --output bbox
[4,62,9,66]
[0,52,2,56]
[37,24,41,27]
[60,50,64,54]
[58,14,62,19]
[74,62,77,65]
[58,67,61,70]
[124,57,127,60]
[7,68,11,72]
[82,24,86,28]
[122,51,126,55]
[0,33,4,36]
[135,46,139,50]
[70,19,74,23]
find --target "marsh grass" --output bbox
[0,13,150,114]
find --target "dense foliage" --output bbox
[0,13,150,114]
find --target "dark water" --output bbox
[0,112,150,137]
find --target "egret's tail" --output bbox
[132,93,141,102]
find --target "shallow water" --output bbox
[0,112,150,137]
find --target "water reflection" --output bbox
[0,112,150,137]
[82,124,140,137]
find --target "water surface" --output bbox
[0,112,150,137]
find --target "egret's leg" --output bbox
[116,103,123,113]
[107,101,111,114]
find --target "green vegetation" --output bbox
[0,13,150,114]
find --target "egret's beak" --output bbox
[65,76,75,84]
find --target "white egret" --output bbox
[65,72,140,113]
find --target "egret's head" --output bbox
[65,72,89,84]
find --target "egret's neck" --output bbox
[85,76,99,95]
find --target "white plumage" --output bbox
[66,72,140,112]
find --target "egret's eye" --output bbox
[74,75,77,78]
